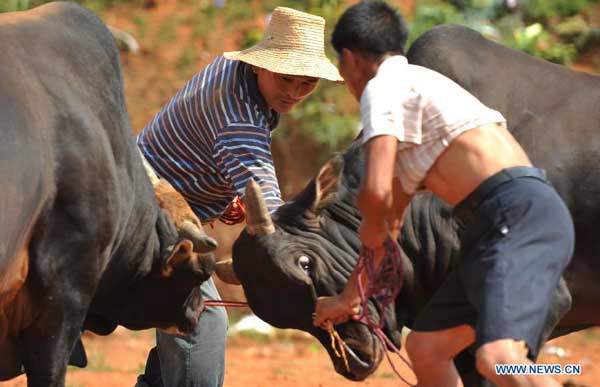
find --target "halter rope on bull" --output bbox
[206,180,414,384]
[353,237,415,386]
[314,236,415,385]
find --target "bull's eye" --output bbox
[297,255,311,275]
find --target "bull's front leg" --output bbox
[21,228,101,386]
[0,338,23,380]
[19,291,88,387]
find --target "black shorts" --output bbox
[413,166,574,358]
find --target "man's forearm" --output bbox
[340,266,362,308]
[358,136,397,218]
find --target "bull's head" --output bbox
[100,179,219,336]
[222,153,402,381]
[155,179,219,333]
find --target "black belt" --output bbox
[453,166,550,227]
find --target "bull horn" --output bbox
[214,259,241,285]
[244,179,275,236]
[179,220,218,253]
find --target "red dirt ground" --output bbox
[3,324,599,387]
[3,2,599,387]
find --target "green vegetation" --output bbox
[191,6,218,51]
[409,0,600,65]
[156,17,178,44]
[584,328,600,341]
[0,0,144,13]
[236,329,273,343]
[177,45,200,73]
[0,0,46,12]
[132,14,147,40]
[3,0,599,160]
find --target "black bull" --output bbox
[229,25,600,384]
[0,3,220,386]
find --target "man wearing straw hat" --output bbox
[135,6,341,387]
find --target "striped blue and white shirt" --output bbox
[137,56,284,222]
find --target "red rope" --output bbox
[204,300,248,308]
[219,196,246,225]
[353,236,416,386]
[204,235,414,384]
[203,197,249,307]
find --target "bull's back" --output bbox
[407,24,600,324]
[0,2,130,150]
[407,25,600,203]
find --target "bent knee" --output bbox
[406,327,473,362]
[406,331,437,356]
[406,332,448,364]
[476,339,528,374]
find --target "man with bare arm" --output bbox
[313,2,574,386]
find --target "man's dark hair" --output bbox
[332,1,408,58]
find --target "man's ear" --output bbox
[341,48,358,71]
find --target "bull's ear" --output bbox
[162,239,194,277]
[311,153,344,212]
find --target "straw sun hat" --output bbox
[223,7,343,82]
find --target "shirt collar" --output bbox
[377,55,408,76]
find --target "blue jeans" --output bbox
[138,278,228,387]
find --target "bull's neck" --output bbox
[126,205,177,279]
[325,183,461,300]
[396,194,462,314]
[152,209,180,264]
[98,197,168,296]
[86,204,165,333]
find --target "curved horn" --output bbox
[244,179,275,236]
[179,220,219,253]
[214,259,241,285]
